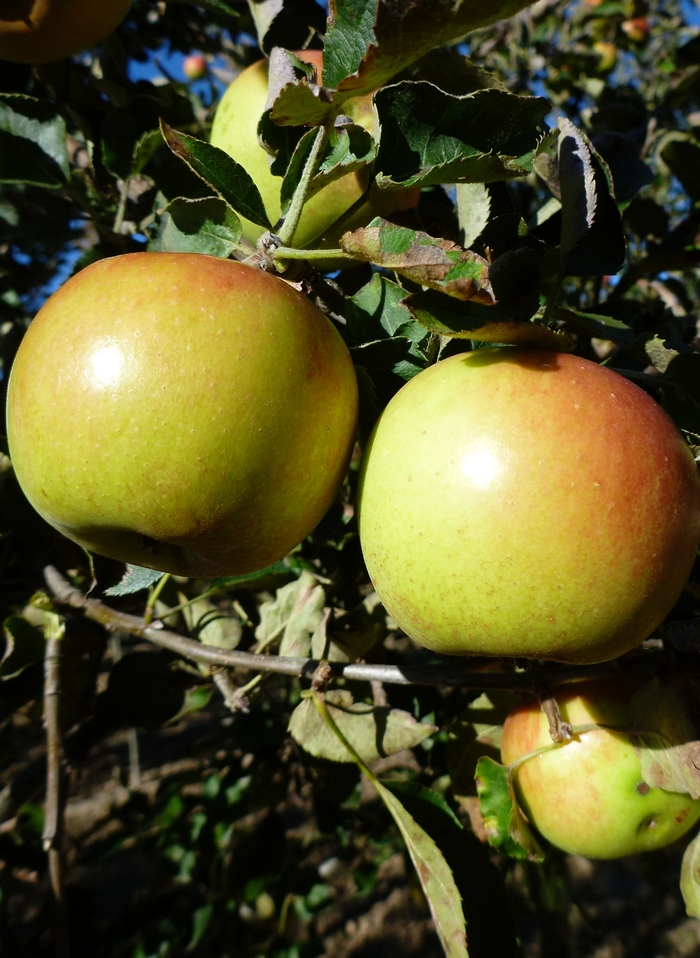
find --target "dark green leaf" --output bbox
[405,289,572,350]
[1,616,45,678]
[0,94,69,187]
[344,273,426,347]
[558,117,626,276]
[160,121,271,228]
[148,196,242,256]
[475,756,544,861]
[661,138,700,203]
[210,560,298,591]
[553,306,636,347]
[105,564,164,597]
[374,84,550,190]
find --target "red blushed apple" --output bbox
[357,348,700,664]
[183,54,207,80]
[0,0,132,64]
[501,678,700,858]
[6,252,359,577]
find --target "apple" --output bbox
[356,348,700,664]
[6,252,359,577]
[209,51,419,251]
[500,678,700,858]
[0,0,132,64]
[183,54,208,80]
[621,17,650,42]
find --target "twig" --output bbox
[42,622,70,958]
[44,565,657,692]
[108,632,142,789]
[538,689,573,743]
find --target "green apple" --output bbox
[6,252,359,577]
[357,348,700,664]
[0,0,132,64]
[209,52,419,251]
[500,678,700,858]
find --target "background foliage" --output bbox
[3,0,700,956]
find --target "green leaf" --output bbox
[324,0,539,97]
[558,117,626,276]
[255,572,325,657]
[658,352,700,436]
[475,756,544,861]
[180,595,242,650]
[148,197,242,256]
[210,561,297,591]
[350,337,428,382]
[681,831,700,918]
[290,689,437,763]
[552,306,636,348]
[105,564,164,597]
[373,84,550,190]
[457,183,491,249]
[1,616,45,678]
[405,289,572,350]
[344,273,428,347]
[341,220,495,303]
[0,94,69,187]
[160,121,271,228]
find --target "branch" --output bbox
[44,565,654,692]
[42,625,70,958]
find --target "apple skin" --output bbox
[356,348,700,664]
[6,252,359,577]
[500,678,700,858]
[621,17,650,43]
[0,0,132,64]
[209,52,419,251]
[183,54,207,80]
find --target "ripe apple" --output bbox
[6,252,359,577]
[183,54,207,80]
[621,17,650,42]
[500,678,700,858]
[356,348,700,664]
[209,51,419,251]
[593,41,618,73]
[0,0,132,64]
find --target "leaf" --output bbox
[373,84,550,190]
[552,306,636,348]
[658,352,700,436]
[405,289,572,350]
[105,564,164,597]
[181,595,242,650]
[132,129,163,177]
[0,94,69,187]
[661,138,700,204]
[447,692,518,799]
[350,337,427,383]
[149,197,242,256]
[160,121,271,228]
[280,121,374,214]
[681,831,700,918]
[340,220,495,303]
[289,689,437,764]
[324,0,539,98]
[457,183,491,250]
[593,131,653,206]
[344,273,428,347]
[630,679,700,801]
[254,571,325,657]
[210,560,297,591]
[558,117,626,277]
[1,616,45,678]
[475,756,544,861]
[384,780,521,958]
[311,690,468,958]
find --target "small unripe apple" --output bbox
[501,678,700,858]
[621,17,650,42]
[357,348,700,664]
[183,54,207,80]
[209,52,419,250]
[6,253,359,577]
[0,0,132,64]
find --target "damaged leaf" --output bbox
[475,755,544,861]
[289,688,437,764]
[340,220,495,303]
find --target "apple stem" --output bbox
[272,246,358,262]
[144,572,170,625]
[276,122,332,247]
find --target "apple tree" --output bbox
[2,1,700,957]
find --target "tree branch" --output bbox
[44,565,657,692]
